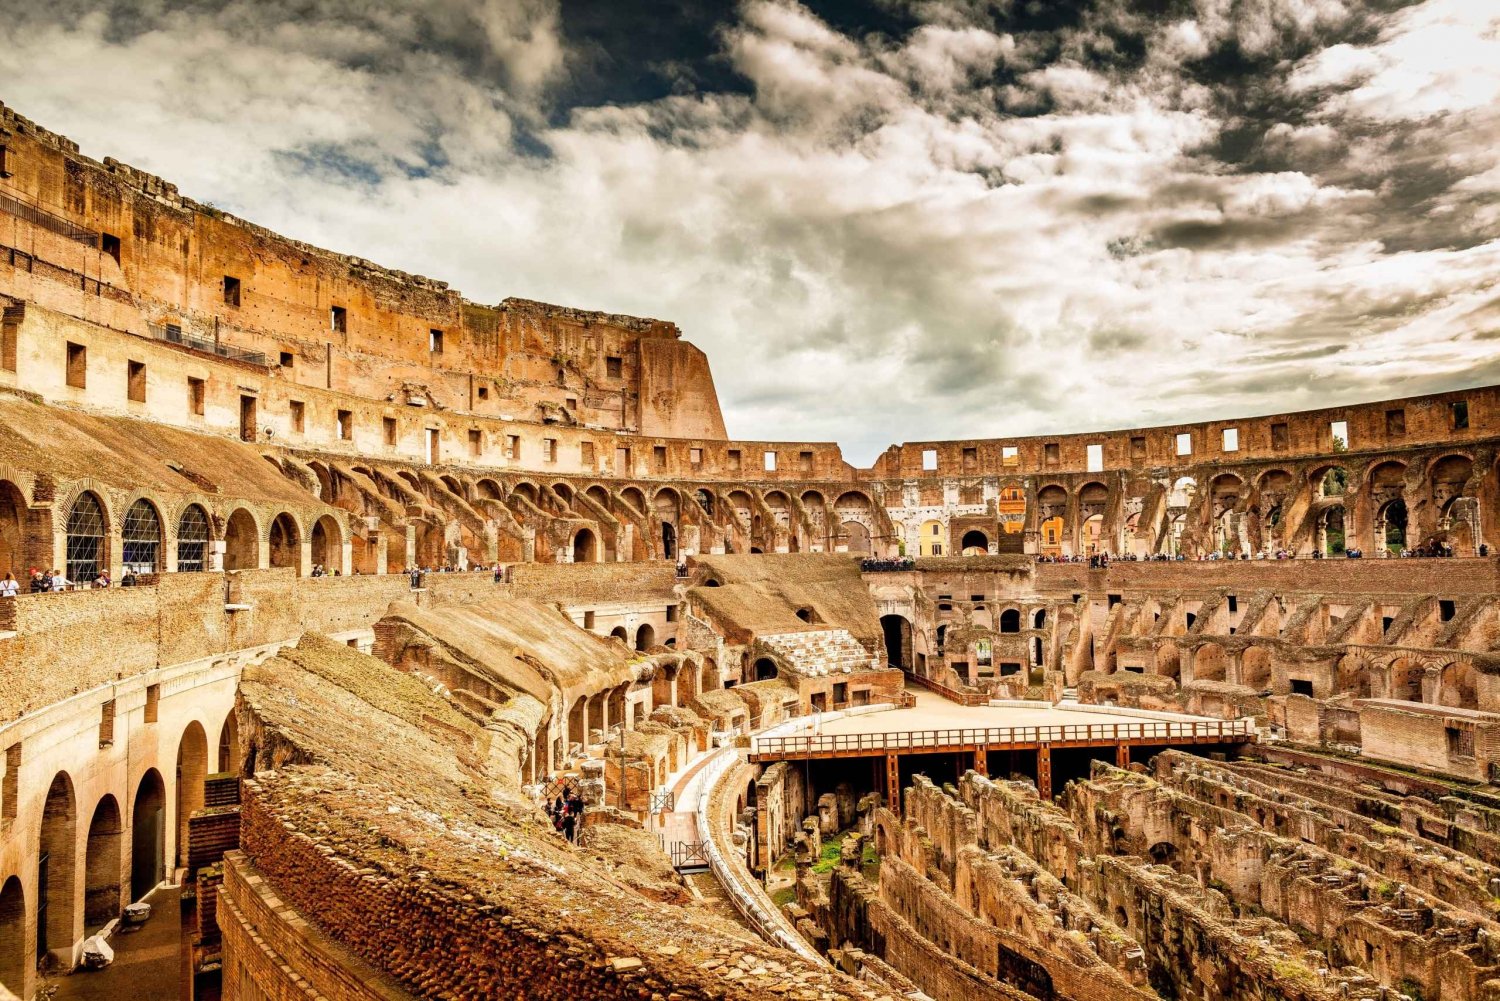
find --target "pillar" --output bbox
[1116,744,1130,769]
[1037,745,1052,800]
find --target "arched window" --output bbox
[177,506,210,572]
[1000,609,1021,633]
[66,492,106,581]
[122,499,162,574]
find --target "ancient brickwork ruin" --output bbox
[4,101,1500,1001]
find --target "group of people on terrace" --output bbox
[0,567,147,596]
[403,564,510,589]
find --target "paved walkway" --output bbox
[812,689,1213,736]
[47,885,182,1001]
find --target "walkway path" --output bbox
[47,885,182,1001]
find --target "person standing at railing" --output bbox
[0,572,16,598]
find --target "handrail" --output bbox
[904,670,988,706]
[751,718,1255,757]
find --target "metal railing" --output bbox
[751,718,1254,757]
[0,191,99,246]
[148,322,267,367]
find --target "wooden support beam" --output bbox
[1037,745,1052,800]
[1116,743,1130,769]
[885,753,901,813]
[973,746,987,777]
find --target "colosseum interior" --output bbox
[3,97,1500,1001]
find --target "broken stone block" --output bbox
[80,935,113,970]
[123,902,152,925]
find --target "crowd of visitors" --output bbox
[403,563,509,588]
[860,557,917,572]
[545,786,586,844]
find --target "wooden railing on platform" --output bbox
[904,669,989,706]
[750,718,1255,760]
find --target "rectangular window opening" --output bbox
[763,450,777,472]
[380,416,395,447]
[223,275,241,307]
[468,428,481,457]
[1175,432,1192,456]
[239,394,257,442]
[581,441,595,466]
[336,409,353,440]
[615,445,631,470]
[279,351,294,369]
[290,400,305,434]
[727,449,741,472]
[66,341,87,389]
[1222,428,1239,452]
[606,356,623,378]
[690,447,703,466]
[654,445,668,471]
[1044,443,1060,466]
[1271,422,1289,450]
[330,305,347,333]
[1002,446,1019,467]
[1439,599,1456,622]
[922,448,938,471]
[426,428,440,464]
[429,328,444,353]
[188,377,205,417]
[1453,400,1470,430]
[100,233,121,265]
[506,435,520,461]
[799,450,814,472]
[1330,420,1348,449]
[1385,409,1405,436]
[126,360,146,403]
[543,438,557,463]
[1086,443,1103,472]
[477,385,489,400]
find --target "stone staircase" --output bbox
[761,628,879,677]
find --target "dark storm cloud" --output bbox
[0,0,1496,462]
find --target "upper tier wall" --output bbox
[0,100,725,440]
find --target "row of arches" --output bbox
[0,715,238,993]
[0,479,344,579]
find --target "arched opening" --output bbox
[130,769,166,902]
[635,623,656,652]
[881,614,913,670]
[960,530,989,555]
[176,722,208,868]
[653,662,679,709]
[695,489,715,517]
[37,772,77,965]
[0,480,24,578]
[700,657,720,693]
[66,491,107,582]
[754,658,778,681]
[661,522,676,561]
[1082,514,1104,554]
[121,499,163,575]
[1040,516,1064,554]
[310,514,342,571]
[1194,644,1227,682]
[268,513,301,570]
[1149,841,1178,865]
[1241,647,1272,690]
[1439,662,1478,710]
[218,714,240,773]
[1032,608,1046,629]
[1320,504,1346,556]
[1381,499,1408,554]
[83,795,123,932]
[223,508,258,570]
[0,876,24,998]
[572,528,597,564]
[176,504,211,572]
[1389,658,1422,702]
[795,607,815,623]
[999,609,1021,633]
[840,521,871,554]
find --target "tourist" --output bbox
[50,569,70,592]
[122,569,138,587]
[94,570,110,588]
[0,572,17,598]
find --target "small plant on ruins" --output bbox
[1375,880,1396,899]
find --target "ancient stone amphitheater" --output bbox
[2,99,1500,1001]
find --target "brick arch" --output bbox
[53,477,118,533]
[219,506,262,571]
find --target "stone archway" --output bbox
[37,772,77,965]
[880,614,913,671]
[83,795,123,932]
[130,769,166,902]
[0,479,24,577]
[0,876,25,998]
[268,513,302,571]
[635,623,656,652]
[572,528,598,564]
[218,714,240,773]
[222,508,259,570]
[310,514,342,571]
[176,722,208,868]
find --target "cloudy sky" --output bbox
[3,0,1498,462]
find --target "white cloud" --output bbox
[0,0,1497,462]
